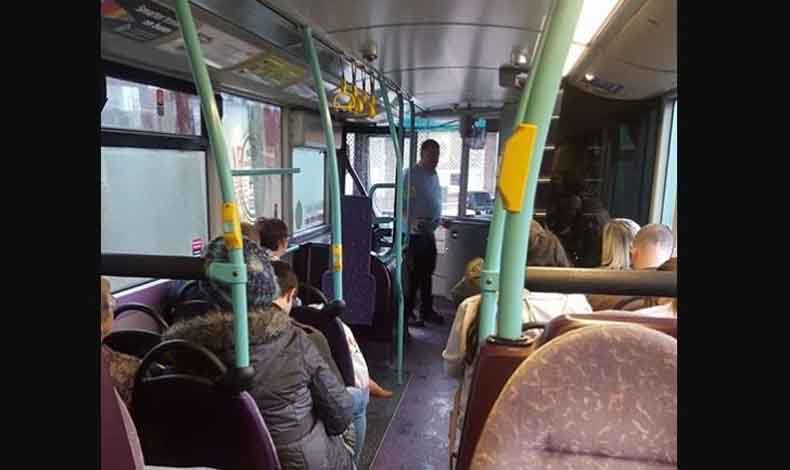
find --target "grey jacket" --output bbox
[164,306,354,470]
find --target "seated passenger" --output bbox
[271,261,392,465]
[632,223,674,270]
[600,218,641,270]
[100,276,141,408]
[258,217,290,260]
[449,220,572,305]
[241,221,261,245]
[574,196,611,268]
[587,218,641,310]
[634,257,678,317]
[164,238,355,470]
[442,221,592,459]
[450,258,484,306]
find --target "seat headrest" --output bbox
[324,299,346,318]
[472,324,677,469]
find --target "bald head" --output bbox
[631,224,674,269]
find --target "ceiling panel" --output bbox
[262,0,551,32]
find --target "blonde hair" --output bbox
[601,218,640,270]
[241,222,261,245]
[464,257,484,287]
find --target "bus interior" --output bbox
[100,0,677,469]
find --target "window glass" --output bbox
[221,94,283,220]
[101,147,208,291]
[102,77,201,135]
[292,147,325,231]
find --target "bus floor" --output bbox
[360,296,457,470]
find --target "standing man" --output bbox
[403,139,444,326]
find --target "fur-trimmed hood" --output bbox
[163,305,292,355]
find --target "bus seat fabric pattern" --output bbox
[321,196,376,325]
[471,324,676,470]
[101,353,139,470]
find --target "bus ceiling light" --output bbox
[584,73,595,82]
[562,0,620,76]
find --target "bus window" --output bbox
[101,77,201,136]
[661,100,677,228]
[368,136,411,216]
[101,147,208,291]
[344,132,356,196]
[466,132,499,216]
[418,131,464,217]
[221,94,283,220]
[292,147,326,232]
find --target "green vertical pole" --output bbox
[405,99,417,249]
[380,80,405,384]
[174,0,250,369]
[497,0,583,340]
[476,20,547,344]
[303,27,344,301]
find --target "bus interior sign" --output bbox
[101,0,179,43]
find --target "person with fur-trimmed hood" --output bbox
[164,237,355,470]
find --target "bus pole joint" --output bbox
[480,270,500,293]
[207,261,249,285]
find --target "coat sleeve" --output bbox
[302,333,353,436]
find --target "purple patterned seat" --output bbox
[102,354,141,470]
[132,340,280,470]
[114,303,168,334]
[321,195,376,325]
[471,324,677,470]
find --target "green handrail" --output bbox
[174,0,250,369]
[476,16,547,344]
[379,79,406,384]
[497,0,583,339]
[303,26,344,301]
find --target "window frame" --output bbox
[101,63,212,293]
[648,92,678,226]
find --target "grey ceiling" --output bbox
[101,0,677,113]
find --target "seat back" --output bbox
[294,242,395,343]
[536,312,677,347]
[456,313,677,470]
[133,340,280,470]
[471,324,676,469]
[134,376,280,470]
[113,303,168,334]
[290,305,356,387]
[170,300,214,323]
[321,195,376,325]
[103,329,162,359]
[101,354,141,470]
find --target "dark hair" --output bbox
[421,139,439,153]
[271,260,299,296]
[527,222,572,268]
[258,218,289,251]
